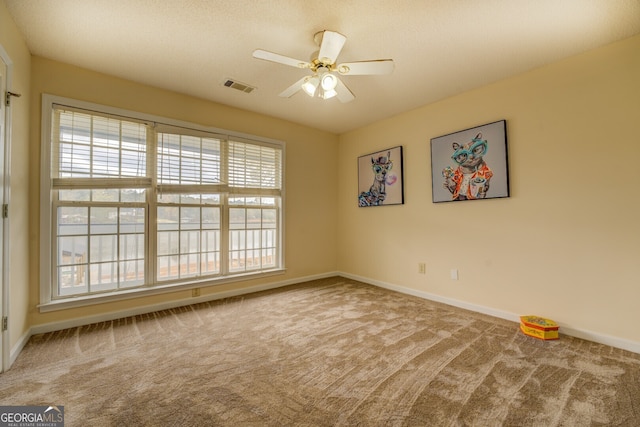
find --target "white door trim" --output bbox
[0,43,13,373]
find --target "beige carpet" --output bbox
[1,277,639,426]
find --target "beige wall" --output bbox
[1,3,32,355]
[4,1,640,355]
[28,57,339,327]
[337,34,640,346]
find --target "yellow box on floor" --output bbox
[520,315,559,340]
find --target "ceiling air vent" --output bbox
[222,78,256,94]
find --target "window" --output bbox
[41,96,284,309]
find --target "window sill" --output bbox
[38,269,286,313]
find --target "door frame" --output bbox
[0,44,13,373]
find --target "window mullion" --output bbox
[89,116,95,177]
[50,195,60,300]
[147,124,158,286]
[219,138,229,276]
[220,193,230,276]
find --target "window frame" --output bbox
[40,94,285,312]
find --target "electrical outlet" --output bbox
[192,288,200,297]
[418,263,426,274]
[450,269,459,280]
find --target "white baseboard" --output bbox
[556,325,640,354]
[9,328,31,367]
[340,272,640,355]
[13,270,639,367]
[7,272,337,370]
[30,271,339,336]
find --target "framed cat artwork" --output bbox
[358,146,404,207]
[430,120,509,203]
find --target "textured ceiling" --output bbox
[5,0,640,134]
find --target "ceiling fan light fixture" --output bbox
[320,72,338,91]
[301,76,319,97]
[320,88,337,100]
[253,30,394,103]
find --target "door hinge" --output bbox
[2,316,7,331]
[2,204,7,218]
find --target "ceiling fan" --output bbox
[252,30,394,103]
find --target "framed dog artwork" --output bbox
[430,120,509,203]
[357,146,404,207]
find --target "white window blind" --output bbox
[42,98,284,309]
[157,131,222,186]
[52,108,147,179]
[228,140,282,190]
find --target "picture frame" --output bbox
[358,146,404,207]
[430,120,509,203]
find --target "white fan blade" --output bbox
[278,76,308,98]
[336,59,395,75]
[318,31,347,65]
[335,78,355,103]
[253,49,312,69]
